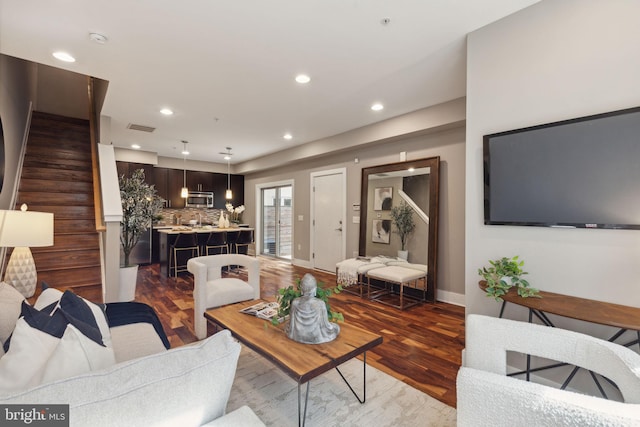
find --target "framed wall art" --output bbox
[373,187,392,211]
[372,219,391,244]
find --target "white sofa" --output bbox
[457,314,640,427]
[0,283,264,426]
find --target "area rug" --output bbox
[227,346,457,427]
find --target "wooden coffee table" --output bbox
[205,300,383,427]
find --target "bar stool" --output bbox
[234,229,255,256]
[204,231,228,255]
[169,232,200,277]
[225,230,240,254]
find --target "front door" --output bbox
[311,169,345,272]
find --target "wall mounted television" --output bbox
[483,106,640,230]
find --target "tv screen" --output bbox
[484,106,640,230]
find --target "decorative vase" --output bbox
[398,250,408,261]
[118,265,139,302]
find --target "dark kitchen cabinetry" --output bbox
[211,173,227,209]
[154,167,186,208]
[230,174,245,207]
[211,173,244,208]
[116,162,243,209]
[186,170,213,192]
[116,161,154,183]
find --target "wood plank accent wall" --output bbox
[15,111,102,290]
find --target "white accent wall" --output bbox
[466,0,640,336]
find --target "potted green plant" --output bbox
[274,277,344,326]
[478,255,539,300]
[390,201,416,260]
[119,169,163,301]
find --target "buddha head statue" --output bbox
[300,273,317,297]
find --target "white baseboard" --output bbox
[291,258,313,269]
[437,289,465,307]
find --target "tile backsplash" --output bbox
[157,208,223,225]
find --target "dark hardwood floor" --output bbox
[58,256,465,408]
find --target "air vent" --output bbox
[127,123,156,133]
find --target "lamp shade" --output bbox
[0,208,54,247]
[0,206,53,298]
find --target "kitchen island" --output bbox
[157,226,254,277]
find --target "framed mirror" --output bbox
[359,156,440,302]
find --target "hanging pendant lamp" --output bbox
[224,147,233,200]
[181,141,189,198]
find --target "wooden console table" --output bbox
[479,281,640,397]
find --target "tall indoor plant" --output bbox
[390,201,416,260]
[119,169,162,300]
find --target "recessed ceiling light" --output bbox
[131,144,141,150]
[52,52,76,63]
[371,103,384,111]
[283,133,293,140]
[160,108,173,116]
[295,74,311,84]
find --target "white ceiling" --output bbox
[0,0,538,164]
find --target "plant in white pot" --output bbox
[119,169,163,301]
[390,201,416,260]
[478,255,540,300]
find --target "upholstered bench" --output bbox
[366,264,427,310]
[335,258,386,297]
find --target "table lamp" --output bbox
[0,204,54,297]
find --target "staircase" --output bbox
[15,111,102,293]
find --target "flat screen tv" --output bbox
[484,106,640,230]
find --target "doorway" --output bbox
[311,168,346,272]
[260,184,292,259]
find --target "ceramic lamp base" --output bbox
[4,246,37,298]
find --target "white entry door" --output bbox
[311,169,345,272]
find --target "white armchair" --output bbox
[457,314,640,427]
[187,254,261,339]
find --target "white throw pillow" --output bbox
[0,290,116,394]
[40,324,116,385]
[0,317,60,392]
[0,282,25,346]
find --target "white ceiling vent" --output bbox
[127,123,156,133]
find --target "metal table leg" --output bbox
[297,352,369,426]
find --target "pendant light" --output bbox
[181,141,189,198]
[224,147,233,200]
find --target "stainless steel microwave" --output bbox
[185,191,214,208]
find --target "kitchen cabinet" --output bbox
[211,173,244,208]
[230,174,245,206]
[154,167,186,208]
[186,170,213,192]
[211,173,227,209]
[116,161,154,184]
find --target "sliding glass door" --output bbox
[261,185,292,259]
